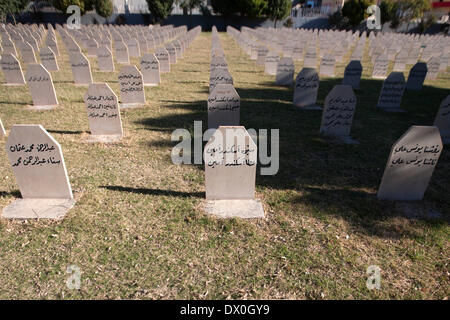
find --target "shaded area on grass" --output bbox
[101,185,204,198]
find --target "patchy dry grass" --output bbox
[0,32,449,299]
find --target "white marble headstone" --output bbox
[377,72,406,112]
[140,53,160,86]
[207,84,240,129]
[0,53,26,85]
[293,67,320,109]
[97,45,115,72]
[275,57,294,86]
[342,60,362,89]
[25,64,58,109]
[39,46,58,71]
[377,126,443,201]
[406,62,427,91]
[155,47,170,73]
[433,95,450,144]
[70,52,93,85]
[118,65,146,107]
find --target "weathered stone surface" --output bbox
[39,46,58,71]
[209,67,233,93]
[25,64,58,109]
[84,82,123,139]
[319,54,335,77]
[342,60,362,89]
[204,126,257,200]
[115,40,129,64]
[275,57,294,86]
[377,72,406,111]
[320,85,356,138]
[118,64,145,107]
[207,84,240,129]
[140,53,160,86]
[0,53,25,85]
[264,51,279,75]
[377,126,443,201]
[372,54,389,79]
[18,41,37,64]
[70,52,93,85]
[155,47,170,73]
[293,67,320,109]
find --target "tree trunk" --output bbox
[274,18,277,28]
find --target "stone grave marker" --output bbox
[426,56,440,80]
[319,54,335,77]
[97,45,115,72]
[45,36,59,56]
[2,125,75,219]
[25,64,58,110]
[204,126,264,218]
[264,51,279,75]
[393,49,408,72]
[0,53,26,85]
[319,85,357,143]
[18,41,37,63]
[275,57,294,86]
[209,67,233,93]
[165,43,177,64]
[293,67,320,110]
[342,60,362,89]
[155,47,170,73]
[126,38,141,58]
[84,83,123,143]
[372,54,389,79]
[2,37,17,55]
[118,65,146,108]
[433,95,450,144]
[115,40,129,64]
[377,72,406,112]
[377,126,443,200]
[303,46,317,68]
[39,46,58,71]
[140,53,160,86]
[256,46,269,66]
[70,52,93,85]
[406,62,427,90]
[86,38,98,57]
[207,84,240,129]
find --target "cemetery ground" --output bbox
[0,32,449,300]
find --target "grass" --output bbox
[0,31,449,299]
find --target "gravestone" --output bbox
[86,38,98,57]
[275,57,294,86]
[118,65,146,108]
[406,62,427,91]
[209,67,233,93]
[210,56,228,72]
[303,46,317,68]
[70,52,93,85]
[372,54,389,79]
[393,49,408,72]
[264,51,280,75]
[204,126,264,218]
[84,83,123,143]
[2,125,75,219]
[18,41,37,64]
[2,37,17,55]
[0,53,26,85]
[25,64,58,110]
[256,46,269,66]
[342,60,362,89]
[426,57,440,80]
[165,43,177,64]
[39,46,58,71]
[319,54,335,77]
[320,85,357,143]
[0,118,5,136]
[433,95,450,144]
[155,47,170,73]
[377,126,443,200]
[115,40,129,64]
[140,53,160,86]
[377,72,406,112]
[46,36,59,56]
[207,84,240,129]
[293,67,321,110]
[97,45,115,72]
[126,38,141,58]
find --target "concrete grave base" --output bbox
[144,83,159,87]
[26,104,57,111]
[85,134,122,143]
[3,83,25,86]
[298,105,322,110]
[381,108,406,113]
[204,199,265,219]
[2,198,76,219]
[119,103,143,109]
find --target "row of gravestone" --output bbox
[0,26,201,219]
[226,26,448,204]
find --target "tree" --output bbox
[341,0,372,28]
[211,0,240,17]
[211,0,267,18]
[266,0,290,27]
[401,0,431,32]
[146,0,174,23]
[52,0,113,17]
[0,0,29,23]
[379,0,400,28]
[177,0,203,15]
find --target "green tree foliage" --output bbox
[177,0,203,15]
[266,0,290,27]
[341,0,372,28]
[0,0,29,23]
[52,0,112,17]
[211,0,267,18]
[146,0,174,22]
